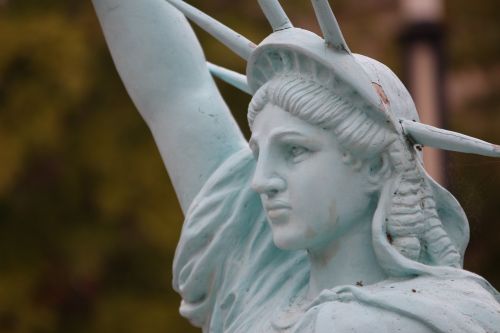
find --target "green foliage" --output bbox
[0,2,192,332]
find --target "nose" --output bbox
[251,157,286,196]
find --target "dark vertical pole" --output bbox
[400,0,448,186]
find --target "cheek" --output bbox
[291,180,339,234]
[289,163,339,219]
[306,201,338,240]
[310,195,339,236]
[305,226,317,239]
[328,200,338,229]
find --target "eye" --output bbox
[288,145,309,162]
[290,145,306,157]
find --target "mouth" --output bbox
[264,200,291,221]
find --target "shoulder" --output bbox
[308,275,500,333]
[313,300,432,333]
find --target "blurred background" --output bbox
[0,0,499,332]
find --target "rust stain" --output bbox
[372,83,390,106]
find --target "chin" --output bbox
[271,229,308,251]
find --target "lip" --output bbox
[264,200,291,222]
[264,200,291,211]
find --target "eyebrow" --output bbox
[271,129,309,140]
[249,129,310,147]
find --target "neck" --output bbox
[306,213,386,300]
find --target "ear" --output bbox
[363,152,392,194]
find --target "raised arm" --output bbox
[92,0,247,212]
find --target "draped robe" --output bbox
[173,148,500,333]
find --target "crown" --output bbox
[166,0,500,158]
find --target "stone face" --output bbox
[92,0,500,331]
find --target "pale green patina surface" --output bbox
[92,0,500,332]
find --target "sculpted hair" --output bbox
[249,75,390,163]
[248,74,461,269]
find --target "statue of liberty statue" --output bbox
[92,0,500,331]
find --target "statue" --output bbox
[92,0,500,332]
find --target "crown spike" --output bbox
[166,0,256,60]
[207,62,252,95]
[257,0,293,31]
[310,0,350,52]
[401,120,500,157]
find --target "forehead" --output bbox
[250,104,326,142]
